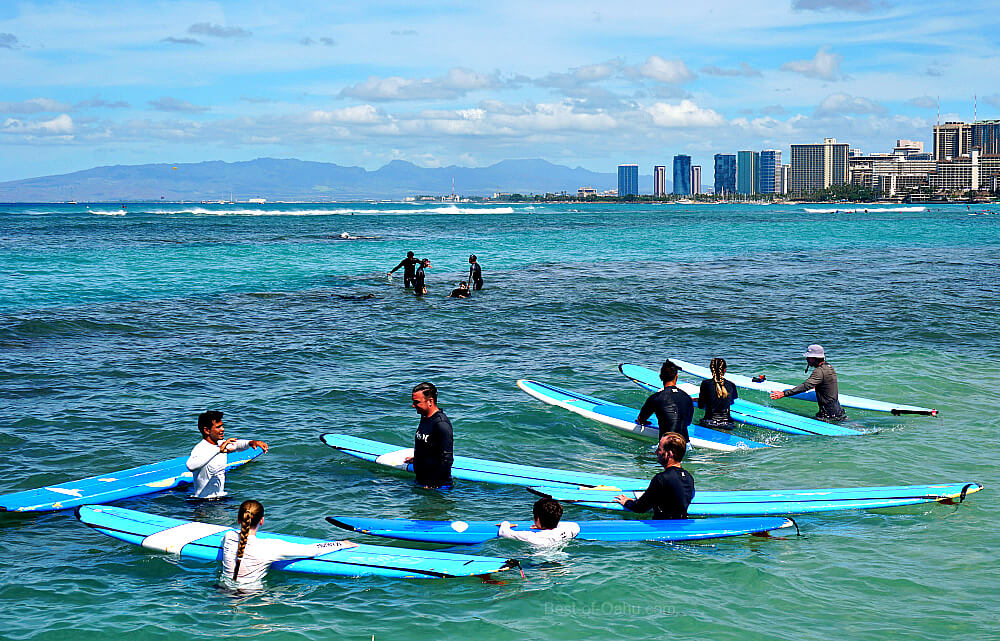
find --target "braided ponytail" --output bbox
[233,500,264,581]
[710,358,728,400]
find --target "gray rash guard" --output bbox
[784,361,846,419]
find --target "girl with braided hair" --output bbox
[220,500,358,586]
[697,358,738,430]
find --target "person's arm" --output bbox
[437,419,454,471]
[498,521,541,543]
[698,379,712,412]
[636,395,655,426]
[388,259,406,274]
[266,538,359,561]
[777,367,824,398]
[186,441,223,472]
[617,478,659,513]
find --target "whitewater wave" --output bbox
[127,205,520,216]
[88,209,128,216]
[803,206,927,213]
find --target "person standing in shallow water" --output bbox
[404,382,453,489]
[185,410,268,500]
[698,358,738,429]
[468,255,483,291]
[635,359,694,442]
[413,259,431,296]
[614,432,694,519]
[387,251,421,289]
[770,344,847,421]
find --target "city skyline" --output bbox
[2,1,1000,182]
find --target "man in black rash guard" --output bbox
[404,382,453,489]
[413,259,431,296]
[615,432,694,519]
[468,254,483,291]
[636,359,694,442]
[769,344,847,421]
[387,251,421,289]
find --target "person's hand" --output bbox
[614,494,629,506]
[769,391,785,400]
[218,437,238,453]
[403,456,413,463]
[249,440,269,453]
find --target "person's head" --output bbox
[469,254,477,264]
[532,498,563,530]
[198,410,224,441]
[458,281,469,290]
[411,382,438,417]
[233,500,265,580]
[803,344,826,367]
[421,258,431,268]
[709,357,729,399]
[655,432,687,467]
[406,251,414,258]
[659,359,679,386]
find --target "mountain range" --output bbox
[0,158,660,201]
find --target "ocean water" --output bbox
[1,201,997,640]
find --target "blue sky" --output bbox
[1,0,998,181]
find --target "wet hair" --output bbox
[660,432,687,462]
[233,500,264,581]
[469,254,477,262]
[709,358,729,399]
[198,410,223,435]
[406,251,414,258]
[533,498,563,529]
[412,381,437,402]
[659,360,679,385]
[420,258,430,266]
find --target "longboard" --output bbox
[516,379,771,450]
[667,358,937,416]
[529,482,983,516]
[76,505,518,579]
[618,364,861,436]
[0,449,263,513]
[326,515,793,544]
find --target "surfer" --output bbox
[635,359,694,441]
[614,433,694,519]
[186,411,268,500]
[413,258,431,296]
[498,498,580,545]
[468,255,483,291]
[404,382,453,489]
[698,358,738,429]
[221,500,357,586]
[448,282,471,298]
[387,251,421,288]
[769,344,847,421]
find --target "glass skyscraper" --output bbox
[759,150,781,194]
[673,155,691,195]
[618,164,639,196]
[714,154,736,196]
[737,150,760,195]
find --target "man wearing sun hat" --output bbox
[769,344,847,421]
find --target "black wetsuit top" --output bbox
[468,263,483,290]
[413,409,453,487]
[414,265,426,295]
[636,386,694,441]
[784,361,846,419]
[390,256,420,278]
[623,467,695,519]
[449,288,469,298]
[698,379,738,425]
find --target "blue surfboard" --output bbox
[529,482,983,516]
[327,515,793,544]
[619,364,861,436]
[516,379,771,450]
[76,505,518,579]
[0,448,263,513]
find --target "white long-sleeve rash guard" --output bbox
[497,521,581,546]
[185,438,251,499]
[220,532,353,585]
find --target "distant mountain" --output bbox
[0,157,660,201]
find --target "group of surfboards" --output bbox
[0,353,982,582]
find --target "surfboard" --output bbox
[529,481,983,516]
[76,505,518,579]
[321,433,653,490]
[0,448,263,513]
[326,515,793,544]
[618,364,862,436]
[516,380,771,450]
[666,358,937,416]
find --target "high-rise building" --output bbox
[690,165,702,195]
[789,138,850,195]
[653,165,667,197]
[714,154,736,196]
[759,150,781,194]
[618,164,639,196]
[673,155,691,195]
[933,122,972,160]
[780,165,790,194]
[973,120,1000,155]
[893,139,924,156]
[737,150,760,195]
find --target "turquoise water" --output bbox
[1,202,997,640]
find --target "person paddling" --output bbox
[769,344,847,421]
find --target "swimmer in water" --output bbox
[448,282,471,298]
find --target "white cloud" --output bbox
[339,68,501,101]
[638,56,695,83]
[0,98,72,114]
[792,0,888,12]
[188,23,251,39]
[307,105,383,124]
[781,47,845,81]
[700,62,761,77]
[148,97,209,112]
[645,100,724,127]
[814,93,885,116]
[2,113,74,135]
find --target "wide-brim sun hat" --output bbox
[802,344,825,358]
